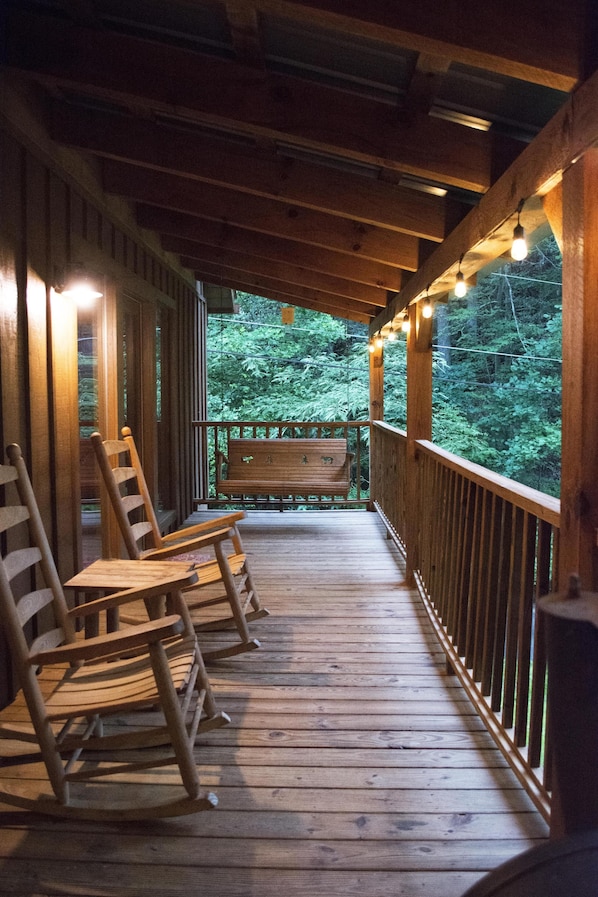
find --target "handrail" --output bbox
[192,420,371,508]
[371,421,558,822]
[416,439,560,526]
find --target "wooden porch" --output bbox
[0,509,548,896]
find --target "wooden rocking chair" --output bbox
[91,427,268,661]
[0,443,230,820]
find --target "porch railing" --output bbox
[371,421,560,822]
[192,420,371,508]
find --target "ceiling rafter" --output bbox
[253,0,583,89]
[51,102,460,242]
[162,237,389,306]
[136,205,404,291]
[1,0,588,325]
[101,160,423,271]
[191,264,375,323]
[4,10,519,194]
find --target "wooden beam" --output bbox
[196,270,373,323]
[405,301,432,583]
[192,262,380,319]
[169,241,388,307]
[542,182,563,251]
[52,103,456,241]
[254,0,582,90]
[102,161,422,270]
[401,53,451,117]
[136,205,404,291]
[224,0,265,66]
[369,343,384,422]
[559,148,598,592]
[372,64,598,335]
[7,10,521,193]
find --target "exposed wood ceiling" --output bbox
[1,0,594,326]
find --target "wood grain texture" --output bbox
[0,509,547,895]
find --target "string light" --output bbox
[387,325,397,342]
[374,332,384,349]
[422,296,433,319]
[455,255,467,298]
[401,311,410,334]
[511,199,528,261]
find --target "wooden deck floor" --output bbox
[0,509,548,896]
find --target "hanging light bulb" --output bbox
[374,332,384,349]
[401,311,410,334]
[387,325,397,342]
[454,256,467,298]
[368,340,375,353]
[422,296,433,319]
[511,200,528,261]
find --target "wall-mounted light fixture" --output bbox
[54,265,104,307]
[511,199,528,261]
[454,255,467,298]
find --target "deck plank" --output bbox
[0,509,548,896]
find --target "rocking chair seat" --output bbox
[91,427,269,658]
[0,443,229,821]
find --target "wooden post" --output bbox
[405,303,432,583]
[560,148,598,591]
[368,340,384,512]
[539,579,598,838]
[369,341,383,422]
[546,148,598,838]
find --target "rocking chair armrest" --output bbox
[66,573,199,620]
[143,526,233,560]
[30,614,185,665]
[161,511,245,544]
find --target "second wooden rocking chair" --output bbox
[91,427,268,661]
[0,443,229,820]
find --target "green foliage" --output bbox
[206,233,563,497]
[428,234,562,495]
[207,294,370,422]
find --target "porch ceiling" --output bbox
[1,1,593,324]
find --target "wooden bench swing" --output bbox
[216,437,353,507]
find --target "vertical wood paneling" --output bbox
[0,116,202,706]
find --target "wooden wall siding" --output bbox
[0,116,206,706]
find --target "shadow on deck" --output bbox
[0,509,548,896]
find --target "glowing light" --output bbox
[511,222,528,261]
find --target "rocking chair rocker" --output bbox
[0,443,229,820]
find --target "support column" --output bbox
[544,148,598,840]
[369,341,383,422]
[405,303,432,583]
[560,148,598,591]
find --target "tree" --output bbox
[206,232,563,496]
